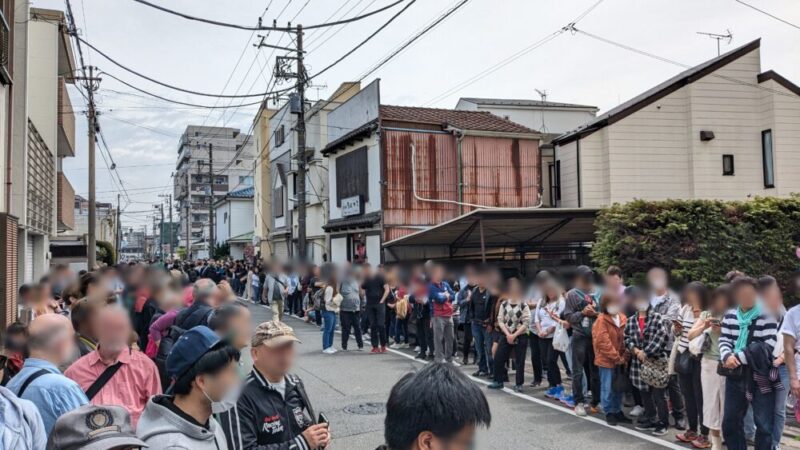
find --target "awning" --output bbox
[382,207,598,263]
[323,211,381,232]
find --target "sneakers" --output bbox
[415,352,426,360]
[674,417,688,430]
[559,394,575,408]
[629,405,645,417]
[356,347,364,352]
[400,343,410,349]
[545,386,564,399]
[487,381,504,390]
[389,343,401,349]
[575,404,587,417]
[691,435,711,449]
[472,370,487,377]
[614,412,633,424]
[605,413,619,426]
[676,431,699,443]
[635,421,658,431]
[652,423,669,436]
[513,385,523,393]
[589,405,600,414]
[322,347,337,354]
[380,346,387,353]
[529,380,542,388]
[371,347,380,354]
[450,360,461,367]
[414,346,421,352]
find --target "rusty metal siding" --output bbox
[383,130,458,241]
[461,136,540,212]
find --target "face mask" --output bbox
[202,380,242,414]
[606,305,620,315]
[635,301,649,312]
[650,279,666,290]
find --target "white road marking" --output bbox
[245,300,687,450]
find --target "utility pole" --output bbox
[295,25,308,261]
[168,194,173,258]
[185,169,191,261]
[74,66,101,268]
[207,143,214,257]
[116,194,121,263]
[156,204,164,260]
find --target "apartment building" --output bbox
[173,125,254,259]
[551,39,800,207]
[0,0,16,326]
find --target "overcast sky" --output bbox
[33,0,800,232]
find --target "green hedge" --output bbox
[592,196,800,298]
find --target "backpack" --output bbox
[271,276,285,302]
[312,289,324,310]
[395,295,409,320]
[156,324,186,390]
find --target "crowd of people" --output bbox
[1,256,799,450]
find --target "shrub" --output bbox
[592,196,800,304]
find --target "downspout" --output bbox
[453,128,465,215]
[410,141,543,210]
[576,138,582,208]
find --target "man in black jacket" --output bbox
[468,273,495,378]
[220,320,329,450]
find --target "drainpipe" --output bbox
[451,128,465,215]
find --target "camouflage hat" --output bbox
[252,320,301,348]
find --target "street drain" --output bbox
[343,402,386,415]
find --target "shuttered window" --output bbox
[336,146,369,206]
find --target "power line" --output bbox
[130,0,406,31]
[733,0,800,30]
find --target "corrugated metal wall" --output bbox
[461,136,540,211]
[382,130,540,242]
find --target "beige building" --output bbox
[552,39,800,207]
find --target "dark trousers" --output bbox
[494,334,528,386]
[471,322,493,373]
[667,374,685,421]
[678,358,707,435]
[361,310,370,335]
[291,291,302,315]
[417,315,433,356]
[366,303,387,348]
[642,386,669,426]
[340,311,363,350]
[528,334,543,383]
[571,334,600,406]
[723,376,775,450]
[538,336,562,387]
[461,321,473,361]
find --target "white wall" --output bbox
[327,136,381,221]
[457,100,597,134]
[330,236,347,264]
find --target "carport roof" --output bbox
[383,208,598,254]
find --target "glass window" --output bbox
[762,130,774,188]
[722,154,734,176]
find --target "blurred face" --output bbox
[647,269,668,292]
[55,325,78,365]
[95,309,132,354]
[196,360,240,402]
[227,308,252,350]
[734,284,758,309]
[685,290,703,310]
[604,274,622,290]
[156,287,182,311]
[711,294,729,315]
[252,342,296,377]
[507,279,523,300]
[605,297,621,315]
[761,284,783,312]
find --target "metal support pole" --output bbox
[295,24,308,260]
[87,66,97,269]
[208,143,214,257]
[479,218,486,263]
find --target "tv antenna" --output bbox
[697,29,733,56]
[535,89,548,133]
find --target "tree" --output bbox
[96,240,116,266]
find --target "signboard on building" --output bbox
[341,195,363,217]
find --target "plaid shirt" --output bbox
[623,311,670,390]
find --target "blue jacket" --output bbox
[0,386,46,450]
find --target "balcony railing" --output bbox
[57,77,76,157]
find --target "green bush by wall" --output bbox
[592,196,800,301]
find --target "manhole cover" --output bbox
[343,402,386,415]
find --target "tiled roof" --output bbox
[227,186,254,199]
[322,211,381,232]
[459,97,598,110]
[379,105,539,134]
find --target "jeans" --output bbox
[599,367,622,414]
[571,334,600,406]
[416,315,433,356]
[433,316,454,363]
[471,322,493,374]
[642,386,669,426]
[391,315,409,344]
[774,364,789,448]
[678,356,708,435]
[538,336,562,387]
[722,376,776,450]
[529,334,543,383]
[494,334,528,386]
[366,304,387,348]
[667,374,686,421]
[340,311,363,350]
[322,310,337,350]
[252,285,262,304]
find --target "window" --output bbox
[554,160,562,202]
[239,176,253,186]
[336,146,369,206]
[761,130,774,188]
[722,154,735,175]
[273,187,284,218]
[275,125,285,147]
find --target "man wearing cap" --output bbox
[219,320,330,450]
[49,404,147,450]
[137,325,241,450]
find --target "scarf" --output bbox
[735,302,761,352]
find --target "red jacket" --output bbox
[592,313,629,368]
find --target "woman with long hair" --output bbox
[535,279,567,398]
[322,274,342,354]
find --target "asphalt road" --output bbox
[241,301,681,450]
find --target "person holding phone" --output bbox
[488,278,530,392]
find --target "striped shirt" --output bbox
[718,308,778,364]
[675,305,699,353]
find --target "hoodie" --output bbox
[137,395,228,450]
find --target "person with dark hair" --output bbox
[562,265,601,416]
[378,362,491,450]
[757,274,788,450]
[362,263,390,353]
[592,292,630,426]
[719,277,778,450]
[468,270,496,377]
[488,278,530,392]
[675,281,710,446]
[70,299,100,357]
[220,321,329,450]
[138,326,241,450]
[1,322,28,385]
[208,303,252,351]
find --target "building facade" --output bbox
[173,125,254,259]
[213,186,254,260]
[322,80,542,265]
[551,39,800,207]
